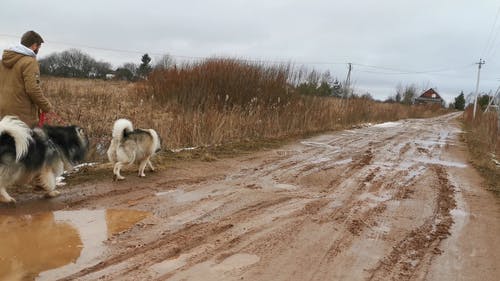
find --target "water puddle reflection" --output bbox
[0,209,150,281]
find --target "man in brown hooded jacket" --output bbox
[0,30,53,127]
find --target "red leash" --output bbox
[38,112,67,127]
[38,112,47,127]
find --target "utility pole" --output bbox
[344,63,352,98]
[484,86,499,112]
[473,59,485,119]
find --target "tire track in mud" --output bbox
[153,199,329,281]
[290,127,456,280]
[232,142,405,280]
[56,196,296,280]
[91,140,384,280]
[58,145,366,279]
[65,175,223,208]
[367,165,456,281]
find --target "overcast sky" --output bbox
[1,0,500,103]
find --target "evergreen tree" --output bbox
[454,91,465,110]
[478,94,491,111]
[137,53,152,78]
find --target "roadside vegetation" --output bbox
[463,106,500,194]
[41,58,448,162]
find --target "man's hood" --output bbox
[1,45,36,68]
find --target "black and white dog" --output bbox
[107,119,161,180]
[0,116,89,203]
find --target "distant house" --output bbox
[415,88,444,106]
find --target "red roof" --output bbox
[419,88,442,100]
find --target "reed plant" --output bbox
[463,106,500,193]
[42,59,447,161]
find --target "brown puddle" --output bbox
[0,209,150,281]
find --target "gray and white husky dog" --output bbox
[0,116,89,203]
[107,119,161,180]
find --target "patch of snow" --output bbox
[56,176,66,186]
[404,166,427,183]
[55,162,98,186]
[372,122,401,128]
[414,157,467,168]
[331,158,353,165]
[373,222,391,234]
[72,162,98,172]
[155,189,219,203]
[165,253,260,281]
[171,146,199,153]
[309,157,331,165]
[358,192,391,203]
[328,200,344,209]
[150,254,189,276]
[491,154,500,166]
[414,140,447,147]
[300,141,336,149]
[273,183,298,190]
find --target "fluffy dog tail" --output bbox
[0,116,32,161]
[148,129,162,153]
[112,119,134,141]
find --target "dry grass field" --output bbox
[463,107,500,193]
[41,59,448,161]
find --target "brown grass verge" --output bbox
[462,107,500,194]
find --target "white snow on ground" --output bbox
[372,122,401,128]
[171,147,199,153]
[300,141,337,149]
[56,162,98,186]
[309,157,332,165]
[358,192,391,203]
[331,158,353,165]
[56,176,66,187]
[491,153,500,167]
[400,165,427,184]
[414,157,467,168]
[155,188,226,203]
[73,162,98,171]
[413,140,448,148]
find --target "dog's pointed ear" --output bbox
[75,127,89,146]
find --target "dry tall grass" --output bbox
[41,59,447,161]
[463,106,500,193]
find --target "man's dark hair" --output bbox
[21,31,44,47]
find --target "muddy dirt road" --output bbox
[1,112,499,281]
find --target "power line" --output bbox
[0,33,476,75]
[0,33,347,66]
[357,69,472,77]
[481,5,500,59]
[353,63,474,74]
[0,33,205,60]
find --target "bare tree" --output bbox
[154,54,176,70]
[39,49,111,78]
